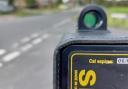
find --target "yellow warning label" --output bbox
[70,52,128,89]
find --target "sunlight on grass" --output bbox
[14,11,37,17]
[108,16,128,28]
[108,7,128,13]
[108,6,128,28]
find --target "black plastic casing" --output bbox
[54,30,128,89]
[53,4,128,89]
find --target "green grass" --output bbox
[14,10,41,17]
[36,6,60,13]
[108,16,128,28]
[13,5,60,17]
[107,6,128,28]
[108,6,128,13]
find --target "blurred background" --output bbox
[0,0,127,89]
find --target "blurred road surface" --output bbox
[0,9,127,89]
[0,9,77,89]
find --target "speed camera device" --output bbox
[54,5,128,89]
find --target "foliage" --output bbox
[97,0,106,5]
[26,0,37,8]
[57,0,62,4]
[9,0,14,5]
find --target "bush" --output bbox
[9,0,14,5]
[26,0,37,8]
[57,0,62,4]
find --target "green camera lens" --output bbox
[84,12,97,28]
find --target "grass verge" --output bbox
[108,6,128,28]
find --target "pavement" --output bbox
[0,8,127,89]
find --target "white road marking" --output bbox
[3,51,21,62]
[0,49,6,56]
[21,37,30,43]
[53,18,71,28]
[32,38,43,45]
[21,44,33,52]
[42,33,50,39]
[0,63,3,68]
[12,43,19,48]
[31,33,40,38]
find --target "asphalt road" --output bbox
[0,8,127,89]
[0,9,78,89]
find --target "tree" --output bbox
[97,0,106,5]
[26,0,37,8]
[57,0,62,4]
[9,0,14,5]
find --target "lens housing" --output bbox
[78,5,107,31]
[83,11,103,29]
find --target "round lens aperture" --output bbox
[84,12,97,28]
